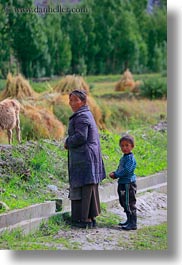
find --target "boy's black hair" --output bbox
[119,135,135,147]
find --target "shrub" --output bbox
[140,77,167,99]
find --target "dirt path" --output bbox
[54,191,167,250]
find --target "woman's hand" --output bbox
[64,142,68,149]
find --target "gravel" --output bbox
[55,191,167,250]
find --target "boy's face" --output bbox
[120,140,133,154]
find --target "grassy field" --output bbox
[0,126,167,213]
[0,73,167,213]
[0,74,167,251]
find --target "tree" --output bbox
[0,1,14,77]
[62,12,87,74]
[143,6,167,71]
[81,7,98,74]
[108,1,148,73]
[0,0,167,77]
[5,0,48,77]
[90,0,118,74]
[44,12,71,76]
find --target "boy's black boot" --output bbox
[122,212,137,230]
[118,212,130,226]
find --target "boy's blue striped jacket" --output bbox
[114,152,136,184]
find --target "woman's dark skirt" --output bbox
[70,183,101,222]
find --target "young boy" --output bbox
[109,134,137,230]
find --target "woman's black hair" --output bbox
[69,89,87,102]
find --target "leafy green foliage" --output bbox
[140,76,167,99]
[0,0,166,77]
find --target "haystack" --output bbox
[52,75,105,129]
[115,69,136,92]
[51,93,105,129]
[87,96,105,129]
[53,75,89,94]
[0,73,37,100]
[21,104,65,140]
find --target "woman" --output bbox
[64,89,106,228]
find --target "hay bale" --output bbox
[51,93,105,129]
[0,131,9,144]
[115,69,136,92]
[21,104,65,140]
[0,73,37,100]
[53,75,90,94]
[123,68,133,80]
[87,96,105,129]
[45,93,70,107]
[52,75,105,129]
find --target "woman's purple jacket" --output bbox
[66,105,106,188]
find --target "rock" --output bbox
[152,121,167,132]
[0,201,10,211]
[47,184,58,192]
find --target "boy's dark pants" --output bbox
[117,182,137,227]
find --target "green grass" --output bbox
[97,202,121,227]
[85,73,164,97]
[97,98,166,132]
[98,204,167,250]
[29,79,58,93]
[0,215,80,250]
[0,206,167,250]
[0,140,68,213]
[100,127,167,179]
[118,222,167,250]
[0,126,167,213]
[0,73,165,94]
[85,73,160,83]
[0,79,6,91]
